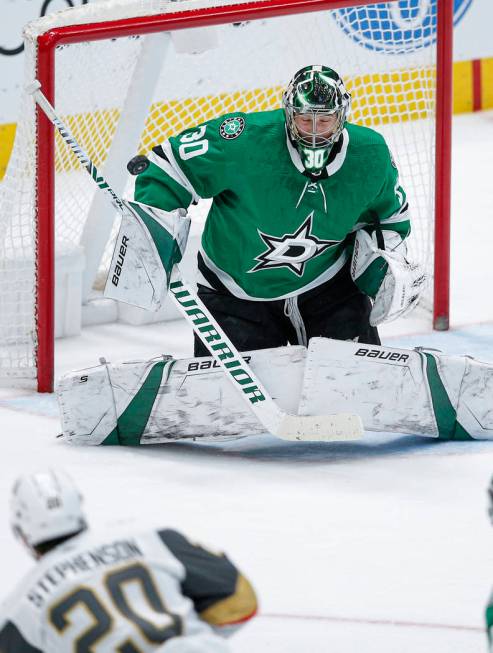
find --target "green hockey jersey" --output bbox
[130,109,410,301]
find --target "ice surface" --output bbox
[1,112,493,652]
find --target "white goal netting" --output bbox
[0,0,438,388]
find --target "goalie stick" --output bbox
[28,79,363,442]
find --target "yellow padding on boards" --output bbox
[347,68,435,125]
[49,70,436,172]
[140,68,436,150]
[140,87,284,151]
[54,109,120,172]
[453,60,473,114]
[0,61,487,176]
[0,124,16,181]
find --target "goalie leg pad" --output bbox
[58,338,493,445]
[57,347,306,445]
[300,338,493,440]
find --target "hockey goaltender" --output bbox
[57,66,493,446]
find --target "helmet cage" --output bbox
[286,106,346,150]
[283,66,351,173]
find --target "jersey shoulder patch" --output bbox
[215,108,284,141]
[219,116,246,140]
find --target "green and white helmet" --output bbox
[283,65,351,175]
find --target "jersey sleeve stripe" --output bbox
[379,202,410,225]
[154,142,201,203]
[351,204,410,233]
[130,153,194,211]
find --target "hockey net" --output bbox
[0,0,451,391]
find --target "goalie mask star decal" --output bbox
[248,212,339,277]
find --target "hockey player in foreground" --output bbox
[0,470,257,652]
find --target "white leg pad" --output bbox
[456,355,493,439]
[57,347,305,445]
[57,338,493,445]
[301,338,493,440]
[58,361,118,444]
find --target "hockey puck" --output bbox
[127,155,150,175]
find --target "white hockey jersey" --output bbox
[0,527,257,652]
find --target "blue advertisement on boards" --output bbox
[332,0,474,53]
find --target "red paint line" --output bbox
[472,59,482,112]
[259,612,483,633]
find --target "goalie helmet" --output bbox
[10,469,87,555]
[283,65,351,175]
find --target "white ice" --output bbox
[1,111,493,652]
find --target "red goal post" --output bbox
[1,0,453,392]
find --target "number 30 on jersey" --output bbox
[178,125,208,160]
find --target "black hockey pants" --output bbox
[194,261,380,357]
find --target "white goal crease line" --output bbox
[0,398,59,419]
[259,612,483,633]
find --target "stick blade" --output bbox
[276,413,363,442]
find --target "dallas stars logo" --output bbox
[248,213,339,277]
[219,117,245,140]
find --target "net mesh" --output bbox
[0,0,438,387]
